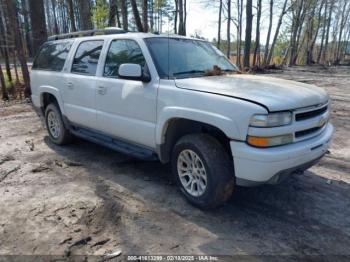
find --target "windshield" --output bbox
[144,37,237,79]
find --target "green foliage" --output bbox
[273,28,289,56]
[155,0,169,9]
[92,0,109,29]
[154,0,175,16]
[4,74,12,89]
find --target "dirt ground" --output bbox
[0,66,349,259]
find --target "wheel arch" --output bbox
[157,117,234,163]
[39,87,65,115]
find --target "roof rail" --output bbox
[47,28,127,41]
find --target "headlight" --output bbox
[247,134,293,147]
[250,112,292,127]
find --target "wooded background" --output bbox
[0,0,349,100]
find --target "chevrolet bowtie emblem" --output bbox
[319,116,327,127]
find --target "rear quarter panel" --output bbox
[30,70,66,115]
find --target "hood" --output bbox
[175,74,329,112]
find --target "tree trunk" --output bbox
[0,6,13,85]
[341,27,350,60]
[66,0,76,31]
[253,0,262,66]
[142,0,148,32]
[243,0,253,68]
[108,0,122,28]
[0,64,8,101]
[309,0,325,64]
[2,47,12,85]
[21,0,32,57]
[51,0,59,34]
[293,6,308,65]
[174,0,178,34]
[317,0,328,63]
[120,0,128,31]
[217,0,222,49]
[184,0,187,35]
[323,0,334,63]
[289,0,305,66]
[306,1,318,65]
[115,3,121,28]
[13,53,19,83]
[18,5,27,55]
[226,0,231,58]
[157,7,160,32]
[108,0,118,27]
[45,0,53,35]
[335,1,350,64]
[266,0,288,65]
[177,0,184,35]
[130,0,144,32]
[76,0,92,30]
[178,0,185,35]
[263,0,273,66]
[28,0,48,53]
[5,0,31,98]
[297,3,309,64]
[150,0,154,31]
[236,0,242,67]
[59,1,68,33]
[330,11,338,63]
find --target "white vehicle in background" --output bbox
[30,28,333,208]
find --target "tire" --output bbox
[171,134,235,209]
[45,103,72,145]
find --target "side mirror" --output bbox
[118,63,150,82]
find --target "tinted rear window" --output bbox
[71,40,104,75]
[32,41,72,71]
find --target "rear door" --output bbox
[62,40,104,129]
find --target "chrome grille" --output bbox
[295,105,328,121]
[293,103,329,141]
[295,125,325,138]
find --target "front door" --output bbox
[95,39,157,148]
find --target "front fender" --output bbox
[156,106,241,145]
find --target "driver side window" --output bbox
[104,39,147,78]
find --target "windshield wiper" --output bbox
[173,70,206,76]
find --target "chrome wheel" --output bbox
[47,110,61,139]
[177,149,208,197]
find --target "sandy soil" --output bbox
[0,66,349,259]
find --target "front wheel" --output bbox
[171,134,235,209]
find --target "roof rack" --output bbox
[47,27,127,41]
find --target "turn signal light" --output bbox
[247,134,293,147]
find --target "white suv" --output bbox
[31,29,333,208]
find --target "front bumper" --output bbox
[230,123,334,186]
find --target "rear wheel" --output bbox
[45,103,72,145]
[172,134,235,209]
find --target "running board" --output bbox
[70,126,158,161]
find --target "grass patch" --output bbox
[2,69,24,89]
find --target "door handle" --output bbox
[97,86,107,95]
[67,82,74,90]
